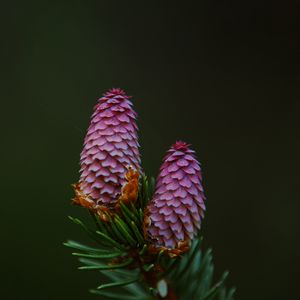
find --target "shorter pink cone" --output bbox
[145,141,206,251]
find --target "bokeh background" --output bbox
[1,1,300,299]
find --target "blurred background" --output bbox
[1,0,299,299]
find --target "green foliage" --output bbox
[163,239,235,300]
[65,175,235,299]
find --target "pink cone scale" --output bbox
[79,88,141,206]
[145,141,206,250]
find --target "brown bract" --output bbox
[72,182,110,221]
[72,182,95,209]
[72,167,139,220]
[115,167,139,210]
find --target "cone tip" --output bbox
[104,88,130,98]
[172,140,191,151]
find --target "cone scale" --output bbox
[144,141,206,252]
[75,88,141,209]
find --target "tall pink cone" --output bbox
[145,141,205,251]
[78,88,141,207]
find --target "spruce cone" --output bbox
[77,88,141,207]
[145,141,205,251]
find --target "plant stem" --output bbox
[129,249,179,300]
[89,210,101,231]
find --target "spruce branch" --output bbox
[65,88,236,299]
[65,176,235,299]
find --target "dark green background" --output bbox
[2,1,299,299]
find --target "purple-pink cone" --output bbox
[79,88,141,206]
[145,141,206,250]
